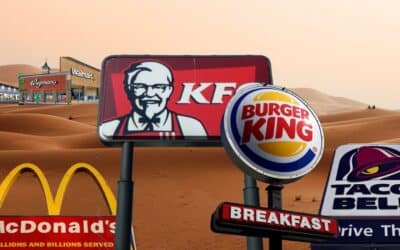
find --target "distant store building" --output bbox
[20,72,70,104]
[0,82,19,102]
[19,57,100,104]
[59,57,100,102]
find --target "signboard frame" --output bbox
[98,55,274,249]
[221,85,325,184]
[19,72,70,104]
[211,202,338,242]
[315,144,400,248]
[97,55,273,147]
[320,144,400,217]
[217,82,327,250]
[0,216,116,249]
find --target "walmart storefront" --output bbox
[19,57,100,104]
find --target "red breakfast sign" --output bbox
[212,202,338,241]
[98,55,272,145]
[0,216,115,249]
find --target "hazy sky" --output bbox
[1,0,399,109]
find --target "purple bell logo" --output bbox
[344,146,400,182]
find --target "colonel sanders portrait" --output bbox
[100,61,207,138]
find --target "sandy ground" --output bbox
[0,101,399,249]
[0,65,42,86]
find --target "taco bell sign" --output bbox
[314,144,400,247]
[98,55,272,145]
[321,144,400,217]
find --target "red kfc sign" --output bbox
[98,55,272,145]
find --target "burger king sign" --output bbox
[222,85,324,183]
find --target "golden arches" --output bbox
[0,163,116,216]
[0,163,54,214]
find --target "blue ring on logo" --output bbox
[230,88,316,173]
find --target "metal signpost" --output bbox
[215,85,336,249]
[115,142,134,250]
[314,144,400,250]
[97,55,273,249]
[244,174,263,249]
[267,184,283,250]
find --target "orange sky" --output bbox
[1,1,399,109]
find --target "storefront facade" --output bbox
[60,57,100,101]
[20,72,70,104]
[0,83,19,102]
[19,57,100,104]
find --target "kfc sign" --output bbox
[98,55,272,145]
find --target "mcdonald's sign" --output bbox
[0,163,135,250]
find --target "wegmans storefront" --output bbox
[20,72,70,104]
[19,57,100,104]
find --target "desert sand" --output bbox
[0,65,42,87]
[0,89,399,249]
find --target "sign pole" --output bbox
[267,184,283,250]
[243,174,263,250]
[115,142,134,250]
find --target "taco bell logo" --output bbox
[222,85,324,183]
[338,146,400,182]
[321,144,400,217]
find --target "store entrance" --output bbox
[71,87,83,101]
[33,93,42,102]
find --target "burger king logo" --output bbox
[222,86,324,183]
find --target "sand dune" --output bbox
[0,131,60,150]
[0,64,60,87]
[0,113,94,136]
[292,88,368,115]
[0,88,398,249]
[319,108,398,123]
[373,138,400,144]
[56,132,105,149]
[1,104,98,126]
[323,111,400,150]
[0,64,42,87]
[0,131,103,151]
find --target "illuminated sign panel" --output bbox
[0,216,115,249]
[71,68,94,80]
[211,202,338,242]
[0,163,136,249]
[98,55,272,145]
[22,74,67,92]
[321,144,400,217]
[317,144,400,245]
[221,86,324,183]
